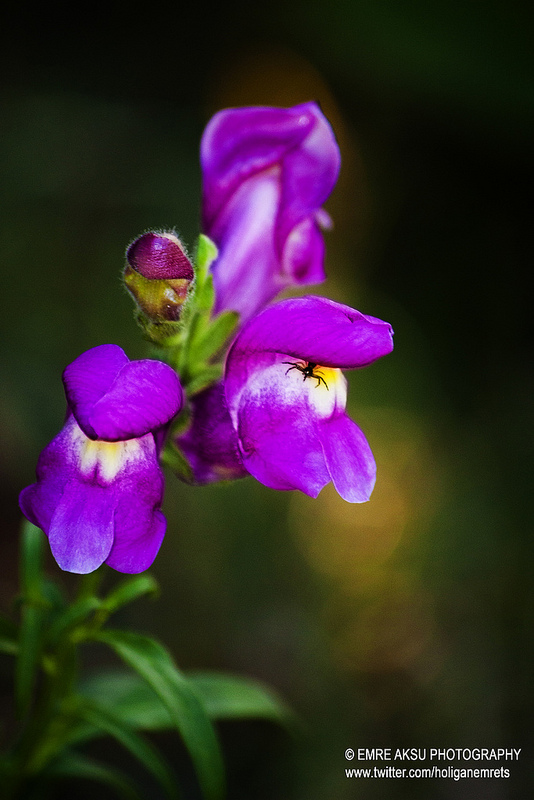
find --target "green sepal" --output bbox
[93,630,225,800]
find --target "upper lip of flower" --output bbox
[63,344,183,442]
[199,102,342,322]
[221,295,393,503]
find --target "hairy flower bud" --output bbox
[124,232,194,323]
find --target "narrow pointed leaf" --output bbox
[20,520,44,596]
[0,616,18,655]
[16,521,46,715]
[94,630,225,800]
[47,751,141,800]
[160,442,194,483]
[191,311,239,364]
[102,575,159,614]
[194,273,215,315]
[75,699,179,798]
[186,365,223,397]
[80,670,173,731]
[80,669,294,729]
[46,596,102,647]
[194,235,218,284]
[187,672,295,728]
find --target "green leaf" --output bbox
[74,698,179,799]
[194,273,215,315]
[191,311,239,364]
[0,639,18,656]
[16,521,46,716]
[187,672,295,727]
[80,669,295,729]
[0,615,18,655]
[46,596,102,648]
[160,442,194,483]
[94,631,225,800]
[194,234,218,283]
[80,671,173,731]
[20,520,44,597]
[186,364,223,397]
[46,751,142,800]
[102,575,159,614]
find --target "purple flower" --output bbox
[19,345,183,574]
[201,102,341,322]
[178,382,247,485]
[223,296,394,502]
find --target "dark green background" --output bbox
[1,1,533,797]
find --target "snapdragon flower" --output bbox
[178,296,393,502]
[201,102,340,322]
[19,345,183,574]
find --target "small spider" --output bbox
[283,360,329,390]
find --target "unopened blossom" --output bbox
[201,102,340,322]
[223,296,394,502]
[124,231,194,322]
[19,345,183,574]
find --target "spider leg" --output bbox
[282,361,300,376]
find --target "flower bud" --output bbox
[124,232,194,323]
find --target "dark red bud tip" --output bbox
[126,232,194,281]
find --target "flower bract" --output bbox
[201,102,341,322]
[19,345,183,574]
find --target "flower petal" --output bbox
[209,168,283,319]
[102,432,167,572]
[202,103,340,320]
[64,345,183,441]
[63,345,129,438]
[319,414,376,502]
[225,296,393,417]
[87,359,183,441]
[48,481,115,573]
[235,365,330,497]
[105,506,166,574]
[19,415,82,533]
[177,382,247,484]
[201,103,317,230]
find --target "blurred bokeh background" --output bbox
[1,1,533,797]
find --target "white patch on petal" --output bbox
[245,360,347,420]
[78,435,142,483]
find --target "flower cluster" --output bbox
[20,102,393,574]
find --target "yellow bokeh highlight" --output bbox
[290,407,444,677]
